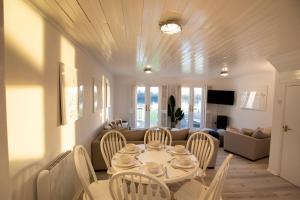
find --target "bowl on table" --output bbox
[148,140,162,148]
[117,154,134,165]
[175,156,193,166]
[174,145,186,153]
[145,162,162,174]
[125,143,137,152]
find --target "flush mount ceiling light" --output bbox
[160,21,182,34]
[144,65,152,74]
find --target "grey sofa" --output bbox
[224,131,270,160]
[91,128,220,170]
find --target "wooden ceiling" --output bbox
[27,0,300,78]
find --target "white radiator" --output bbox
[37,151,82,200]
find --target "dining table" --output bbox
[111,144,199,184]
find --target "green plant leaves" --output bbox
[167,95,184,128]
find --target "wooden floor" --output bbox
[207,149,300,200]
[97,148,300,200]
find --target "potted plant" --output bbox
[167,95,184,128]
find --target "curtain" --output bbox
[201,85,207,128]
[160,85,168,127]
[129,85,136,128]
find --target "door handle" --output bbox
[283,125,292,132]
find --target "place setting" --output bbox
[118,143,141,154]
[146,140,165,151]
[167,145,191,155]
[170,156,197,172]
[140,162,166,177]
[112,154,141,170]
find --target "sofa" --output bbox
[91,128,220,170]
[224,129,271,160]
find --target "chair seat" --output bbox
[173,179,208,200]
[83,180,112,200]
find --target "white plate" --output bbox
[114,159,138,168]
[168,148,189,155]
[140,165,165,177]
[120,147,140,154]
[147,144,164,149]
[171,159,196,169]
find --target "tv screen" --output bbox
[207,90,235,105]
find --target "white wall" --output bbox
[114,69,276,130]
[4,1,113,199]
[207,71,276,129]
[0,0,11,198]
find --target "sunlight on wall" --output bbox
[59,124,76,152]
[6,86,45,161]
[5,0,44,71]
[60,36,75,67]
[60,36,76,151]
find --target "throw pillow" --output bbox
[226,127,241,134]
[241,128,254,136]
[252,128,270,139]
[122,129,146,141]
[261,127,272,137]
[171,128,190,140]
[104,125,112,130]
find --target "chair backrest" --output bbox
[204,154,233,200]
[73,145,98,200]
[144,127,172,147]
[186,132,215,171]
[100,130,127,170]
[109,171,171,200]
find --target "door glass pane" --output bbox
[150,87,159,127]
[193,88,202,128]
[181,87,190,128]
[136,87,145,128]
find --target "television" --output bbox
[207,90,235,105]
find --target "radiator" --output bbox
[37,151,82,200]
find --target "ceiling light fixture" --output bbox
[220,66,229,77]
[160,21,182,34]
[144,65,152,74]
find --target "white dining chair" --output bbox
[144,127,172,147]
[186,132,214,177]
[174,154,233,200]
[100,130,127,174]
[73,145,112,200]
[109,171,171,200]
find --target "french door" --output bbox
[180,87,205,128]
[135,86,160,128]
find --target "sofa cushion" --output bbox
[261,127,272,136]
[252,128,270,139]
[171,128,190,140]
[226,127,241,134]
[122,129,146,141]
[241,128,254,136]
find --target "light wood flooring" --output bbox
[97,148,300,200]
